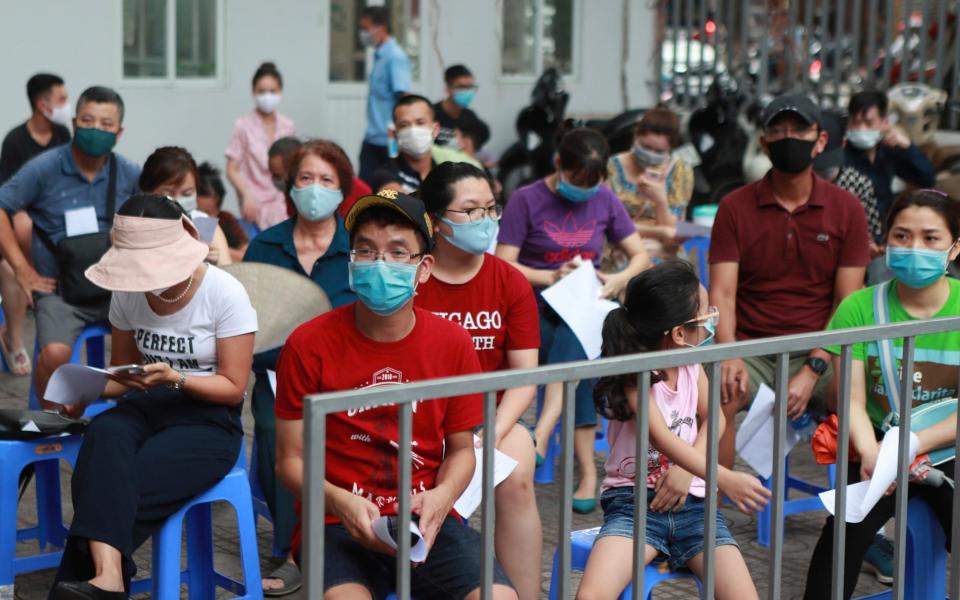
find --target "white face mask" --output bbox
[847,129,883,150]
[176,194,198,213]
[255,92,282,114]
[359,29,375,48]
[396,126,435,157]
[44,103,72,127]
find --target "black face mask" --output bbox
[767,138,816,174]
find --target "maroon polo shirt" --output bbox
[709,172,870,340]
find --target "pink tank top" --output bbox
[601,363,705,497]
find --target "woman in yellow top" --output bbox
[606,108,693,261]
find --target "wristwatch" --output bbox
[167,370,187,391]
[805,357,829,377]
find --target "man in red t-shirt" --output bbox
[708,93,870,469]
[275,190,517,599]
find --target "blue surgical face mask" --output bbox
[439,216,498,255]
[556,177,600,203]
[290,184,343,222]
[452,88,476,108]
[682,311,718,348]
[886,245,953,288]
[348,260,420,316]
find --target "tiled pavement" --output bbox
[1,318,902,598]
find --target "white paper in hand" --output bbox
[192,216,219,243]
[371,516,429,562]
[735,383,805,479]
[453,436,519,519]
[267,369,278,396]
[43,364,109,406]
[541,261,619,359]
[819,427,919,522]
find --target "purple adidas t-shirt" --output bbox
[498,179,636,275]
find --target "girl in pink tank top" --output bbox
[577,262,770,600]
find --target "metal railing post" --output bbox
[480,391,497,599]
[891,336,916,600]
[557,380,577,599]
[702,361,721,599]
[832,345,854,600]
[396,402,413,599]
[631,371,651,600]
[767,352,790,600]
[951,362,960,598]
[302,399,326,598]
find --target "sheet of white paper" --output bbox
[43,363,108,406]
[267,369,277,396]
[193,216,219,243]
[735,383,804,479]
[64,206,99,238]
[541,261,619,360]
[21,420,41,433]
[453,436,520,519]
[371,516,428,562]
[675,221,712,239]
[818,427,919,523]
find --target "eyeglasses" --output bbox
[919,188,949,198]
[444,205,503,223]
[683,306,720,328]
[350,248,425,263]
[764,125,817,139]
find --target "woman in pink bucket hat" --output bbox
[49,193,258,600]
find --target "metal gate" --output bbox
[657,0,960,123]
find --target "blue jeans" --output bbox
[539,305,597,427]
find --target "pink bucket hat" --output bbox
[85,214,209,292]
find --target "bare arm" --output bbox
[493,348,538,447]
[598,232,652,299]
[0,209,55,302]
[226,158,258,222]
[276,417,305,497]
[495,243,560,288]
[709,261,750,404]
[411,429,476,548]
[844,357,882,480]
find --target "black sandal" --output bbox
[52,581,126,600]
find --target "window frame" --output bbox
[118,0,225,88]
[498,0,582,83]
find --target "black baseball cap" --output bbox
[344,189,434,251]
[762,93,822,129]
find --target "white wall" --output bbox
[0,0,657,211]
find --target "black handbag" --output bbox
[35,153,117,306]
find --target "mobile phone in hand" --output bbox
[109,364,147,377]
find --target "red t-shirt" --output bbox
[275,304,483,528]
[415,254,540,373]
[708,173,870,339]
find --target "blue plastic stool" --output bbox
[756,457,833,546]
[682,235,711,288]
[854,497,947,600]
[0,308,8,373]
[249,435,288,557]
[0,434,83,590]
[130,450,263,599]
[28,321,110,409]
[548,527,704,599]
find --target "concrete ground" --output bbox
[1,317,904,598]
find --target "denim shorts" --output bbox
[322,515,513,599]
[597,486,739,569]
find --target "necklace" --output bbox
[154,273,195,304]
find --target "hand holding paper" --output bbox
[43,364,110,406]
[541,261,619,359]
[453,436,519,519]
[819,427,919,523]
[735,383,808,479]
[372,516,429,562]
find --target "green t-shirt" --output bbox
[826,278,960,429]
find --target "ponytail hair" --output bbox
[594,262,702,421]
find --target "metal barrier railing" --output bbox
[301,316,960,599]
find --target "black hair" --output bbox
[848,90,888,119]
[594,262,702,421]
[116,193,187,219]
[360,6,391,32]
[885,189,960,240]
[350,205,429,254]
[444,64,473,86]
[197,162,226,208]
[76,86,125,123]
[252,61,283,89]
[26,73,64,110]
[419,162,492,215]
[556,127,610,184]
[457,116,491,151]
[393,94,435,121]
[268,136,302,159]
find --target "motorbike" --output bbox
[497,68,569,202]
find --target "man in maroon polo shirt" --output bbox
[709,93,870,470]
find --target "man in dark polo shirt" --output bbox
[709,93,870,470]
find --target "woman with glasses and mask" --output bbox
[242,139,356,596]
[415,162,541,600]
[803,189,960,600]
[606,108,693,261]
[497,127,650,514]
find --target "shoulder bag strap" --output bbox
[873,281,902,426]
[105,152,117,226]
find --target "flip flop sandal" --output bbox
[263,562,302,597]
[0,338,31,376]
